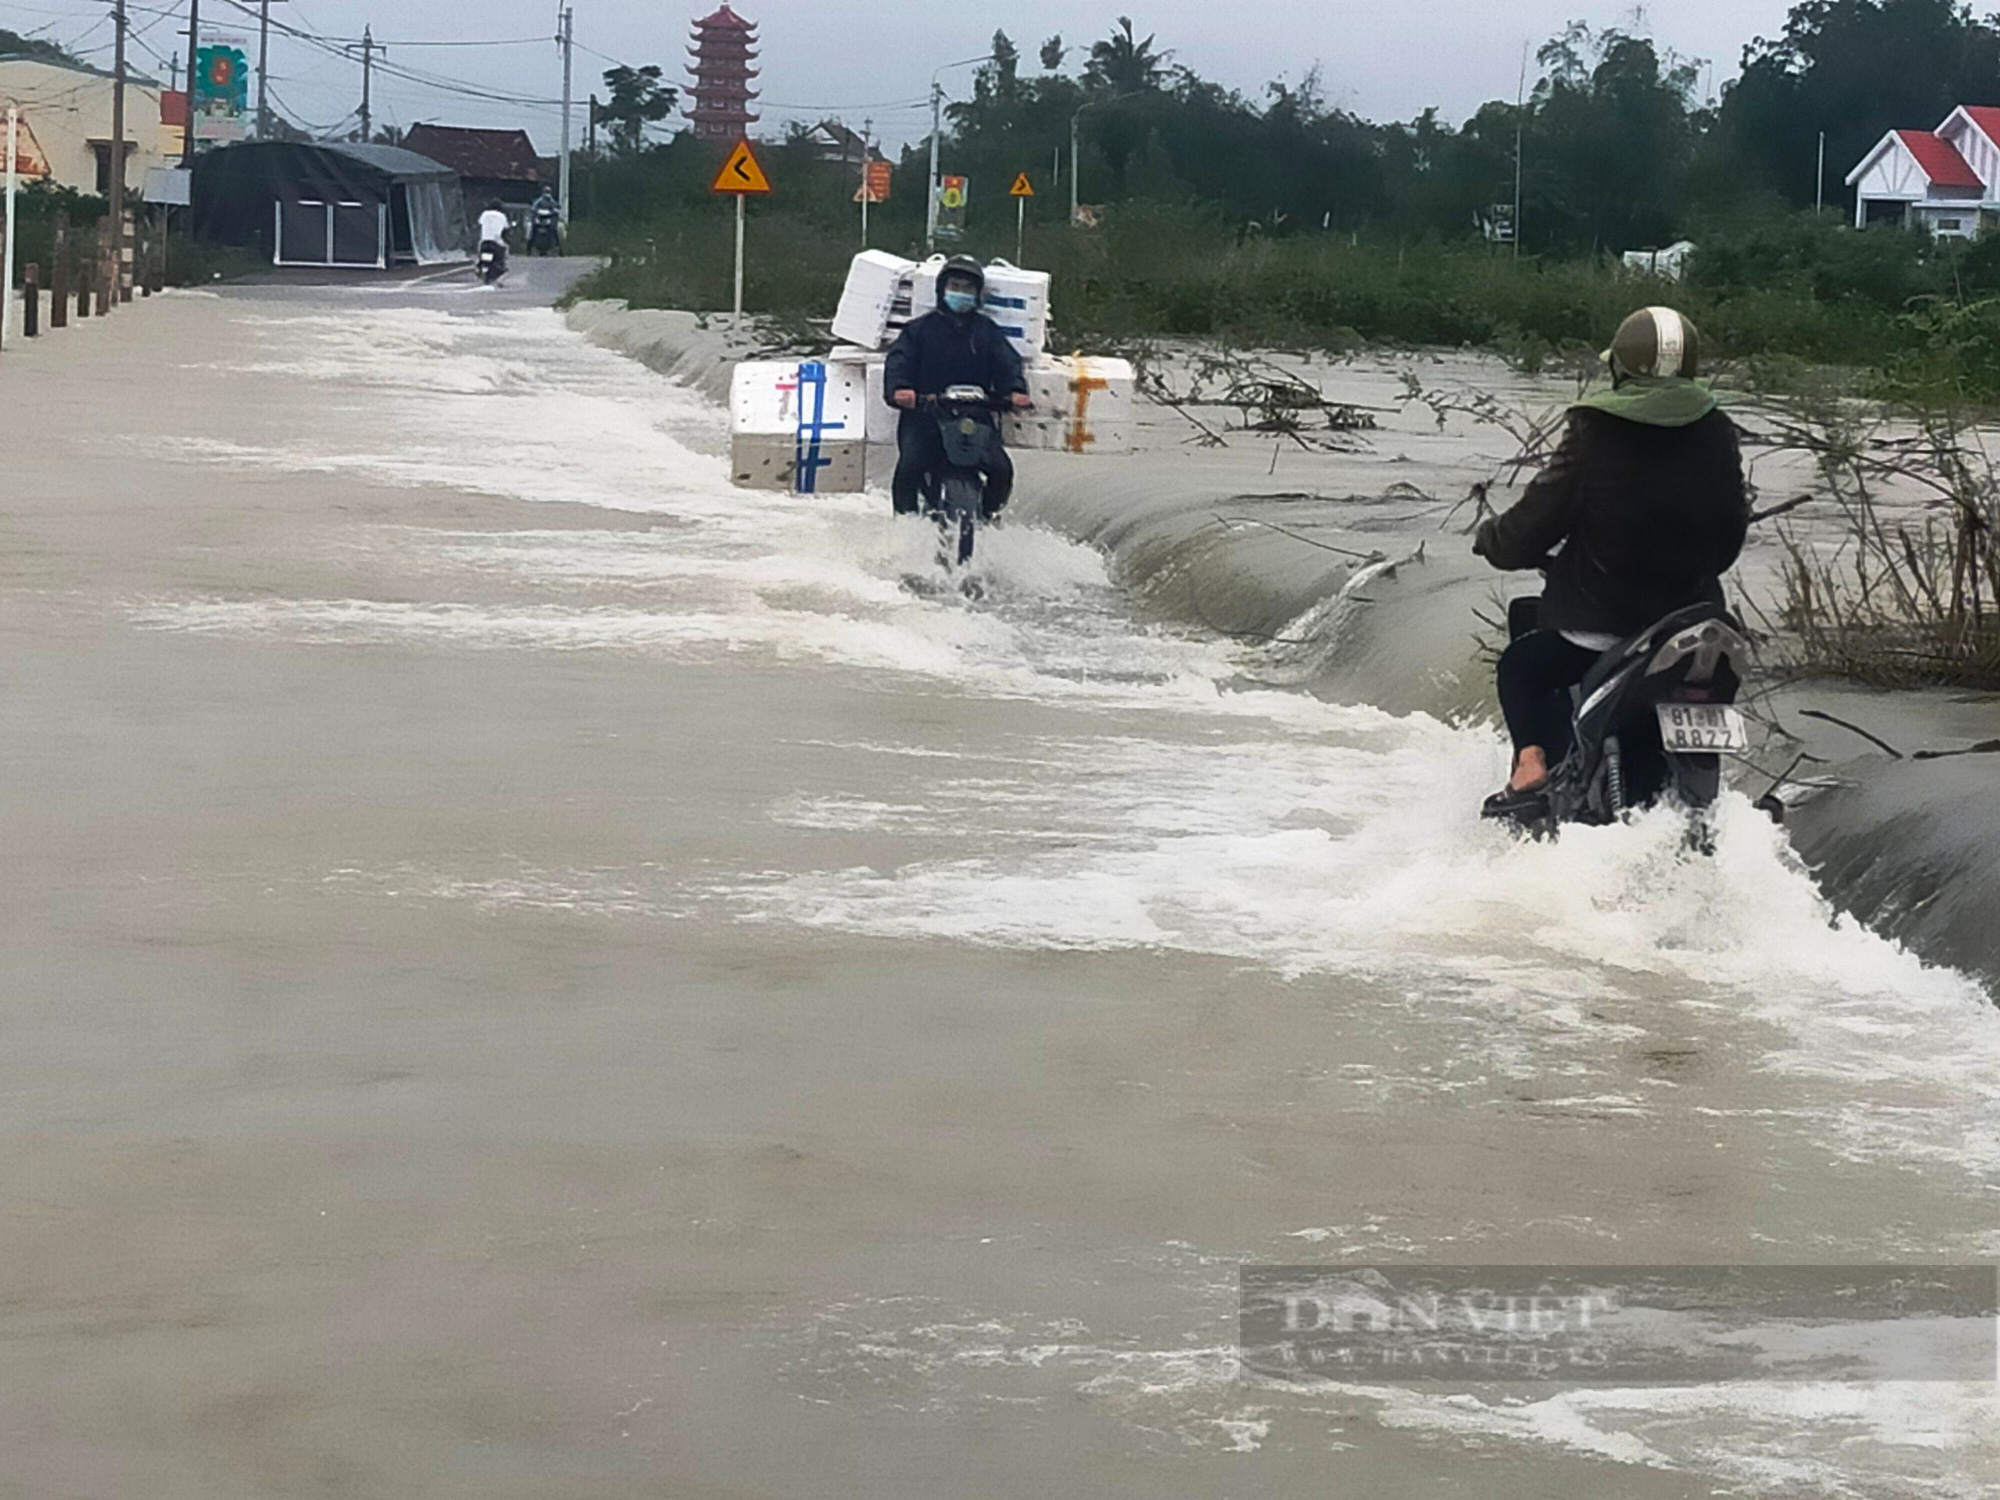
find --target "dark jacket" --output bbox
[882,307,1028,408]
[1474,393,1749,636]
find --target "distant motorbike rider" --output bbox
[529,186,561,254]
[883,255,1031,519]
[1473,306,1750,816]
[476,198,510,268]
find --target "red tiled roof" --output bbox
[1959,105,2000,147]
[695,5,755,31]
[1897,129,1984,189]
[401,124,542,184]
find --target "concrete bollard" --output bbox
[22,263,38,337]
[120,208,134,304]
[50,221,69,329]
[95,221,112,316]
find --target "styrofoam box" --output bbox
[731,434,867,494]
[1003,355,1136,454]
[979,259,1051,358]
[838,349,900,447]
[881,255,1050,360]
[729,358,871,493]
[830,249,917,350]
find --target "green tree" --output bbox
[599,65,677,154]
[0,28,80,66]
[973,30,1022,106]
[1527,24,1702,250]
[1086,18,1171,94]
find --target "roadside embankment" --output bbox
[566,298,2000,993]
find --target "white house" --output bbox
[1846,107,2000,237]
[0,54,176,198]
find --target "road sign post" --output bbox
[710,139,772,325]
[855,159,890,246]
[1010,173,1034,265]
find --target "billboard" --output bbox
[193,37,250,143]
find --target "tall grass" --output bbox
[1768,306,2000,689]
[571,198,1909,374]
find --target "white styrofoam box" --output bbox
[830,250,918,350]
[729,358,871,492]
[1003,355,1136,454]
[978,258,1051,358]
[731,435,867,494]
[903,254,947,319]
[853,353,900,446]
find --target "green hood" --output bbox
[1571,376,1717,428]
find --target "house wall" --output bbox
[0,59,172,196]
[1852,143,1925,225]
[1916,203,1978,237]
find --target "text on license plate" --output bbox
[1655,703,1749,754]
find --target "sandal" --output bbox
[1481,781,1550,819]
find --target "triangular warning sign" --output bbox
[712,139,772,195]
[1010,172,1035,197]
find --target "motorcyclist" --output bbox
[530,186,561,254]
[883,256,1031,519]
[476,198,510,272]
[1473,306,1750,817]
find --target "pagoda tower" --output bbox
[686,5,760,143]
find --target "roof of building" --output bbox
[308,141,457,180]
[0,50,162,88]
[1894,129,1984,188]
[693,5,756,32]
[400,123,543,183]
[1952,106,2000,147]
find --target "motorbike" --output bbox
[919,386,1011,573]
[528,206,561,256]
[1486,594,1756,836]
[477,239,507,285]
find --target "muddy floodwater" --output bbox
[3,276,1996,1498]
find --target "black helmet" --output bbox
[936,254,985,302]
[1606,306,1701,381]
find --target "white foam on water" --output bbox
[795,1294,1998,1497]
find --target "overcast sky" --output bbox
[8,0,1804,152]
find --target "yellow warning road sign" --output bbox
[1010,172,1035,197]
[712,139,772,195]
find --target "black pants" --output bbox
[892,415,1014,519]
[1495,630,1601,760]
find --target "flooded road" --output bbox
[3,278,1995,1497]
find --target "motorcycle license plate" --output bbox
[1655,702,1749,754]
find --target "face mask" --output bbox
[942,289,978,315]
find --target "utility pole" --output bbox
[256,0,274,138]
[557,6,573,225]
[925,79,941,250]
[1069,111,1079,227]
[1512,42,1527,258]
[859,116,872,246]
[3,105,16,351]
[109,0,126,312]
[181,0,199,167]
[355,27,377,142]
[1816,131,1826,214]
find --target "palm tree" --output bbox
[1085,17,1170,94]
